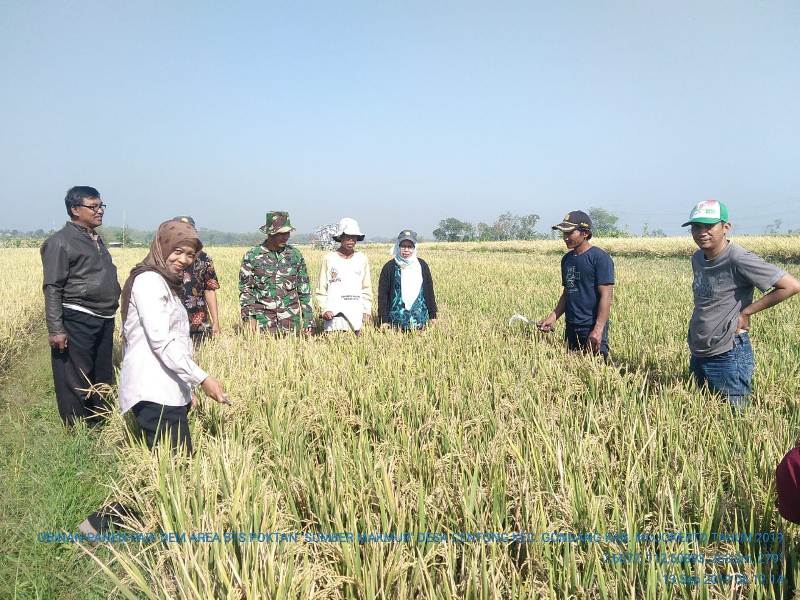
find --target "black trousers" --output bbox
[131,401,193,454]
[50,308,115,427]
[190,328,212,348]
[565,322,610,360]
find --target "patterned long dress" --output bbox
[388,264,429,330]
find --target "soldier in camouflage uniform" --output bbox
[239,211,315,334]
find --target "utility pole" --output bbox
[122,209,126,248]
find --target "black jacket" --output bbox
[40,221,121,334]
[378,258,437,323]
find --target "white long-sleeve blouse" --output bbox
[118,271,208,414]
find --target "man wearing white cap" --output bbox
[315,218,373,333]
[683,199,800,410]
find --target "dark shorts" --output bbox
[131,401,192,454]
[565,322,609,359]
[689,331,754,410]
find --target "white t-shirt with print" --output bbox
[315,251,372,331]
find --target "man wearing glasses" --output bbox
[40,186,121,427]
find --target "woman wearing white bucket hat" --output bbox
[315,218,373,333]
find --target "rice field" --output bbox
[0,248,44,376]
[3,236,800,599]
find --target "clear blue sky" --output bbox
[1,1,798,236]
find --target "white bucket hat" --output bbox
[332,217,365,242]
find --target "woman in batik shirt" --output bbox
[173,216,220,343]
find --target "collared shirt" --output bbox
[68,221,100,247]
[118,271,208,414]
[62,303,116,319]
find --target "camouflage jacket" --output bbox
[239,243,315,332]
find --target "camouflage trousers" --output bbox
[247,311,306,334]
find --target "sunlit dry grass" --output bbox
[0,249,43,375]
[435,235,800,263]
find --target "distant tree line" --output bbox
[1,228,51,239]
[432,213,544,242]
[763,219,800,236]
[3,211,800,247]
[95,226,289,247]
[432,208,634,242]
[0,226,313,247]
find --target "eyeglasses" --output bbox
[78,203,107,213]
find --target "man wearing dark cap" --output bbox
[682,200,800,410]
[239,211,315,334]
[537,210,614,359]
[173,216,221,344]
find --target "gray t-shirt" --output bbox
[688,242,785,357]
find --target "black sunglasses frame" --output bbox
[78,203,108,213]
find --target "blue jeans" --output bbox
[565,322,609,359]
[689,332,754,410]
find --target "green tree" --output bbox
[433,218,475,242]
[587,207,626,237]
[764,219,783,235]
[493,212,516,240]
[476,222,497,241]
[516,213,541,240]
[641,222,667,238]
[476,213,541,241]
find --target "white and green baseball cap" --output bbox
[682,199,729,227]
